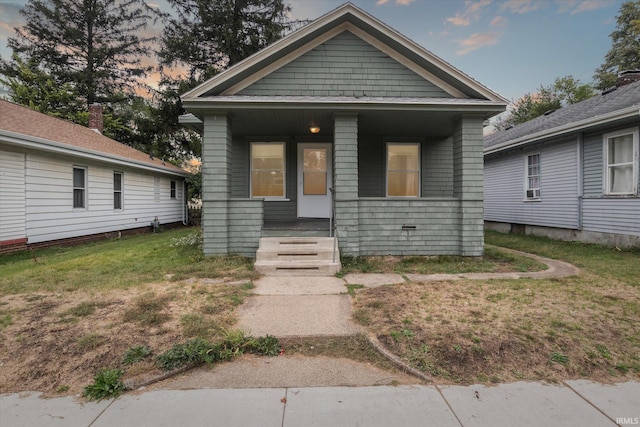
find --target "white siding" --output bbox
[0,150,26,241]
[484,139,579,229]
[23,151,185,244]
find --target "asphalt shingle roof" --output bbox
[0,99,185,174]
[484,80,640,151]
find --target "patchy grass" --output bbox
[341,245,545,275]
[353,231,640,384]
[0,228,257,294]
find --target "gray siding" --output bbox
[484,138,579,229]
[423,138,453,197]
[583,132,603,197]
[582,198,640,236]
[358,199,461,255]
[239,31,451,98]
[228,199,263,256]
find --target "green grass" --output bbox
[0,228,256,294]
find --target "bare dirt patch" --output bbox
[0,279,252,397]
[352,272,640,385]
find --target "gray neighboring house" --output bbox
[484,73,640,248]
[181,2,506,260]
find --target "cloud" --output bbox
[455,32,500,55]
[377,0,415,5]
[490,15,506,27]
[446,0,492,26]
[499,0,544,14]
[557,0,615,14]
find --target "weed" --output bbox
[595,344,612,359]
[550,351,569,365]
[65,302,96,317]
[353,308,371,325]
[346,284,364,296]
[123,345,152,365]
[245,335,280,356]
[56,385,70,393]
[156,338,214,371]
[83,368,126,401]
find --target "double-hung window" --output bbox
[170,180,177,199]
[387,143,420,197]
[525,153,541,200]
[604,128,638,195]
[113,171,123,210]
[73,166,86,209]
[251,142,285,198]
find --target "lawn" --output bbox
[352,230,640,384]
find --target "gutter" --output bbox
[484,106,640,155]
[0,130,189,177]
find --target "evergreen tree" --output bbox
[594,0,640,91]
[0,0,158,106]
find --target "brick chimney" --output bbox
[617,70,640,87]
[88,103,104,133]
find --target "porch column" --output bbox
[452,115,484,256]
[333,113,359,255]
[202,113,232,255]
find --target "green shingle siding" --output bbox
[239,31,451,98]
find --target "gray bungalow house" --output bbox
[181,2,506,267]
[484,72,640,248]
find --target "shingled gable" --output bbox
[181,2,506,104]
[0,99,186,175]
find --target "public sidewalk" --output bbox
[2,380,639,427]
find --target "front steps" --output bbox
[254,237,341,276]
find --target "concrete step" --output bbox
[255,237,341,276]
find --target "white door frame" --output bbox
[297,143,332,218]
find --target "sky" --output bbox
[0,0,624,103]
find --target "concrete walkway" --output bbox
[5,251,638,427]
[2,380,639,426]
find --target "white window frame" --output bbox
[524,153,541,201]
[250,142,287,200]
[603,127,639,196]
[386,142,421,198]
[113,171,123,210]
[73,166,87,209]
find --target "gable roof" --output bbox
[182,2,506,103]
[484,81,640,155]
[0,99,187,176]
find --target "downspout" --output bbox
[576,133,583,230]
[183,180,188,226]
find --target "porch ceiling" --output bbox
[229,109,473,138]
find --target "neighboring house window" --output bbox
[73,166,86,208]
[525,153,541,200]
[113,172,123,210]
[604,128,639,195]
[170,180,177,199]
[251,142,285,198]
[387,143,420,197]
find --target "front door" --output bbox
[297,143,332,218]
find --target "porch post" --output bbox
[333,113,359,255]
[452,115,485,256]
[202,113,232,255]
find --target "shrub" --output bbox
[83,369,126,401]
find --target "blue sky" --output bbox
[0,0,623,102]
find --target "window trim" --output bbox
[386,142,421,198]
[250,142,287,200]
[603,127,639,196]
[113,171,123,210]
[524,152,541,201]
[73,166,87,209]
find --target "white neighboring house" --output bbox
[0,100,189,254]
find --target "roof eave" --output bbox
[0,130,189,177]
[484,106,640,156]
